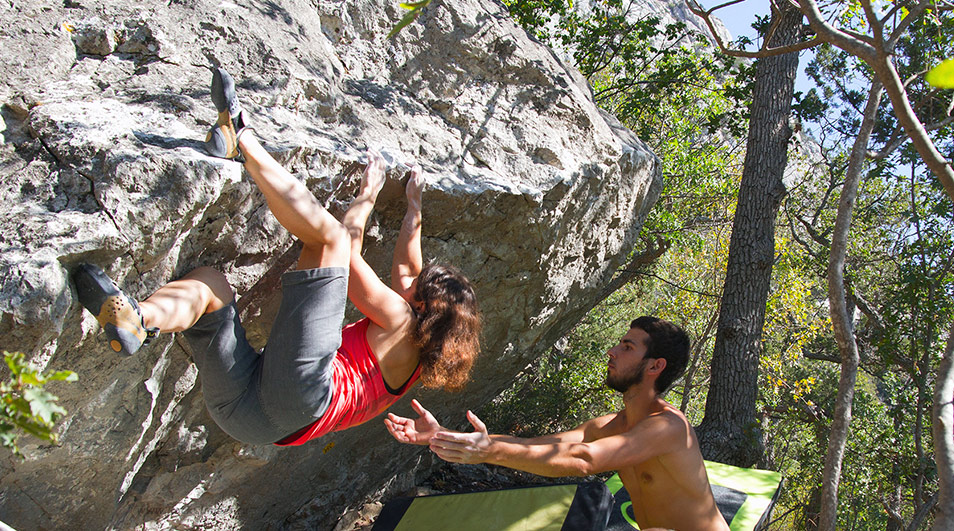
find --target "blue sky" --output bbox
[709,1,815,93]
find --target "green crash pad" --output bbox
[371,482,614,531]
[605,460,783,531]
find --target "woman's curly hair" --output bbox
[412,264,481,392]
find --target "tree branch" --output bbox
[887,0,933,50]
[862,24,954,204]
[797,0,877,61]
[860,0,883,47]
[597,236,671,300]
[685,0,822,58]
[795,212,832,246]
[882,497,906,528]
[804,351,841,364]
[818,78,884,531]
[907,491,938,531]
[849,286,885,331]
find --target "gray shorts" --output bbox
[182,266,348,444]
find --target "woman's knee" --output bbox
[299,222,351,270]
[183,267,234,311]
[325,222,351,253]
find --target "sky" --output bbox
[707,0,815,93]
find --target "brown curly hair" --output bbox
[412,264,481,392]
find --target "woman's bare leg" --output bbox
[140,134,352,331]
[138,267,233,332]
[238,132,350,270]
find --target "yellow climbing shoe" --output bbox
[72,264,158,356]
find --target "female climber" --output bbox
[73,68,482,446]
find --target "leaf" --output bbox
[1,351,75,456]
[926,59,954,88]
[399,0,430,9]
[387,9,422,39]
[23,387,65,424]
[48,370,78,383]
[7,396,32,417]
[19,372,43,387]
[11,416,52,440]
[4,351,24,377]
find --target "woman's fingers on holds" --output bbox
[362,150,386,197]
[406,164,424,207]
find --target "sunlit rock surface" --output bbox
[0,0,660,527]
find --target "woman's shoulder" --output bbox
[363,311,417,339]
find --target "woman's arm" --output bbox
[342,151,386,252]
[391,165,424,300]
[343,152,414,331]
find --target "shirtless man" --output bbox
[385,316,728,531]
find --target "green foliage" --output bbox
[505,0,575,41]
[507,0,752,139]
[773,29,954,519]
[508,0,752,248]
[0,351,76,456]
[486,0,755,440]
[491,1,952,528]
[387,0,432,39]
[927,58,954,88]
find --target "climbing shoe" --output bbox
[204,67,249,160]
[73,264,159,356]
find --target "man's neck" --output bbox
[619,382,664,426]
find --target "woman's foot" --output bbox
[72,264,158,356]
[204,67,249,160]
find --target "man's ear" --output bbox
[647,357,667,375]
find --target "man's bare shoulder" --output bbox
[633,401,694,445]
[649,399,690,423]
[580,412,625,441]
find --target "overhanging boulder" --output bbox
[0,0,660,528]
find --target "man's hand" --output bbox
[405,164,424,211]
[429,410,492,464]
[384,399,441,445]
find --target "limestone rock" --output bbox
[0,0,660,528]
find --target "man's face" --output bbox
[605,327,652,393]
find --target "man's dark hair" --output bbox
[630,316,690,394]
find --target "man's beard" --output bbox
[605,358,650,393]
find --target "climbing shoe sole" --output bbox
[73,263,151,356]
[205,67,247,160]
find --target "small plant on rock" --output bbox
[0,351,76,457]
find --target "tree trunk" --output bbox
[933,323,954,530]
[817,80,884,531]
[696,1,801,466]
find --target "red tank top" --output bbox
[275,318,421,446]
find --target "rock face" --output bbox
[0,0,660,528]
[578,0,729,41]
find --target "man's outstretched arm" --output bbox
[429,410,687,477]
[385,401,602,447]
